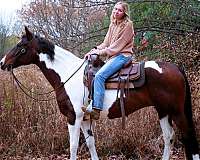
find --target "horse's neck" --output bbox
[36,45,84,88]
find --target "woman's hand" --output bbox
[84,48,99,59]
[84,52,92,60]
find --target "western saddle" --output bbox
[83,54,145,128]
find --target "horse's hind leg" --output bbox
[81,120,99,160]
[172,113,199,160]
[160,115,175,160]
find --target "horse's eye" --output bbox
[21,48,26,54]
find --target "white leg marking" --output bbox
[81,121,99,160]
[193,154,200,160]
[160,115,175,160]
[145,61,163,73]
[68,118,82,160]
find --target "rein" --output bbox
[10,59,87,101]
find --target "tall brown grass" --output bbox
[0,66,69,159]
[0,64,199,160]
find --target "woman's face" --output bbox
[112,4,125,20]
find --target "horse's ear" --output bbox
[25,26,33,41]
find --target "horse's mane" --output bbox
[35,35,55,61]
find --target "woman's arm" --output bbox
[96,25,111,50]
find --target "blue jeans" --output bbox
[92,54,132,110]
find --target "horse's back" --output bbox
[144,61,186,113]
[145,61,184,84]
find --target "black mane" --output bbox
[36,35,55,61]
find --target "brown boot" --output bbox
[90,108,101,120]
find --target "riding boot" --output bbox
[90,108,101,120]
[81,106,101,120]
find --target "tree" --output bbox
[0,15,12,57]
[18,0,200,58]
[19,0,112,57]
[0,13,21,57]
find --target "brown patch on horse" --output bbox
[107,85,154,119]
[37,61,76,125]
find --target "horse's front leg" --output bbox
[81,120,99,160]
[68,117,82,160]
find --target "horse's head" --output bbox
[0,26,54,71]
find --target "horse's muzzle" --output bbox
[0,63,12,71]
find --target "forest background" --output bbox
[0,0,200,159]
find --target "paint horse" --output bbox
[0,27,199,160]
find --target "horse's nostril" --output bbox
[0,62,7,70]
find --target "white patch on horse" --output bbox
[192,154,200,160]
[0,55,6,65]
[104,90,118,108]
[39,45,86,114]
[160,115,175,160]
[145,61,163,73]
[86,89,119,119]
[39,45,82,82]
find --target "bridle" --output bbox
[8,36,87,101]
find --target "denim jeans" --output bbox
[92,54,132,110]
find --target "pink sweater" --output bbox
[97,19,135,57]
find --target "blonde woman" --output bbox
[84,1,135,120]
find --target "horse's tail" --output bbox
[179,66,193,126]
[179,66,199,157]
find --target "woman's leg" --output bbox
[93,54,131,110]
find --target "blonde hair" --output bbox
[110,1,130,23]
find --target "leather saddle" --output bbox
[83,54,145,128]
[83,55,145,91]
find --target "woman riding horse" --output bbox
[83,1,135,120]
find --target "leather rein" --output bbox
[10,59,86,101]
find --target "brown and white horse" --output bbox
[0,27,199,160]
